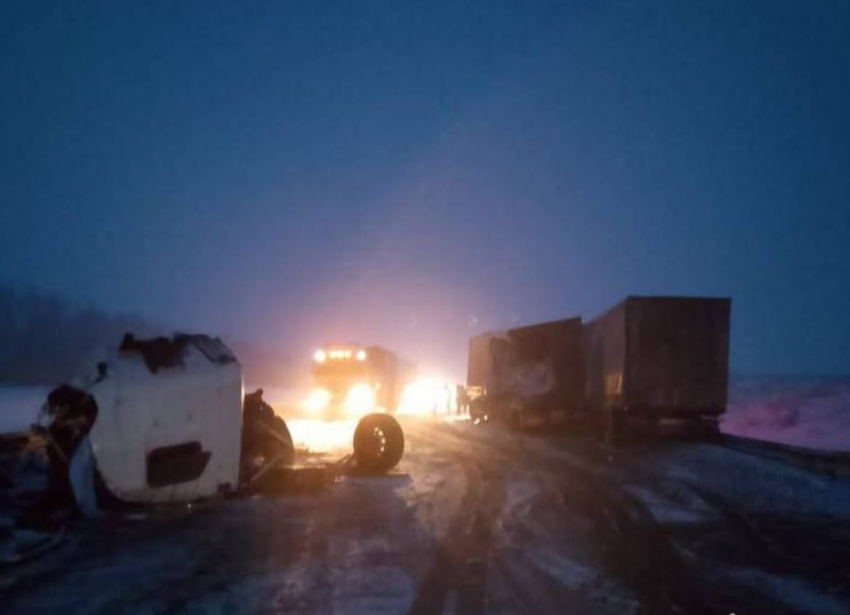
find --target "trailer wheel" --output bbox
[353,414,404,473]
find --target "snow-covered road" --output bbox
[3,417,850,614]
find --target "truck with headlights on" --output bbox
[304,345,413,419]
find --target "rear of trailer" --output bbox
[584,296,731,441]
[466,331,510,422]
[504,317,585,428]
[466,318,584,428]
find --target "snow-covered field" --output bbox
[722,376,850,452]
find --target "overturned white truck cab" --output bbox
[39,333,403,511]
[86,334,243,502]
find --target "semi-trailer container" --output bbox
[584,296,731,442]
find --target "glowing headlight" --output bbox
[345,384,376,415]
[397,378,454,415]
[356,349,367,361]
[313,349,327,363]
[303,388,331,413]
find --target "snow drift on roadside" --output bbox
[723,376,850,452]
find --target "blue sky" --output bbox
[2,0,849,378]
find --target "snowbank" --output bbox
[0,387,46,434]
[722,376,850,452]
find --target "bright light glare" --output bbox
[356,349,367,361]
[288,418,357,454]
[397,378,456,416]
[345,384,376,416]
[302,388,331,413]
[313,349,327,363]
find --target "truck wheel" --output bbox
[353,414,404,473]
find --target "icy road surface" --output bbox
[3,418,850,615]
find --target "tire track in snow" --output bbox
[405,420,710,615]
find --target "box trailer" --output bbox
[584,296,731,441]
[466,318,584,428]
[467,331,510,396]
[504,317,584,428]
[466,331,510,422]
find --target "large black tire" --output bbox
[353,414,404,473]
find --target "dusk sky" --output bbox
[2,0,849,379]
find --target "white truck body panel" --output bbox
[87,340,243,503]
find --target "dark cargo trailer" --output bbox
[584,296,731,442]
[505,317,585,428]
[466,331,511,421]
[467,332,511,397]
[467,317,585,428]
